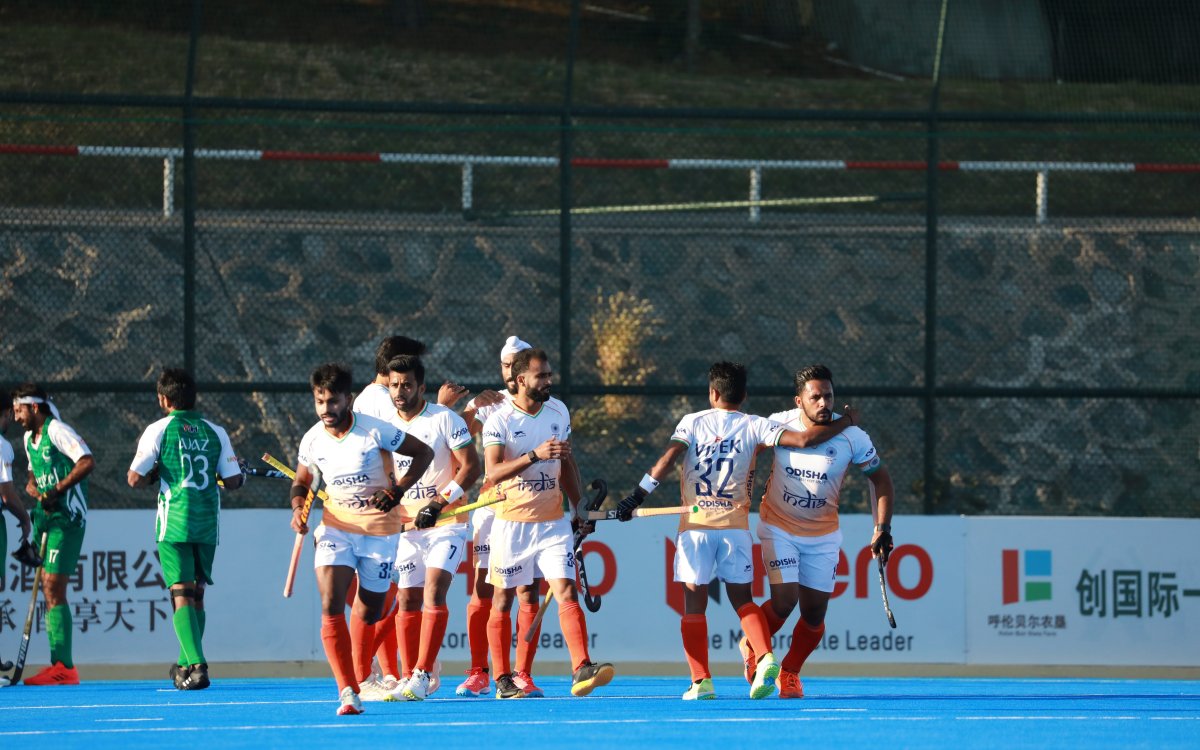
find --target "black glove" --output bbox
[369,487,401,512]
[872,529,894,566]
[572,516,596,538]
[616,488,646,522]
[13,537,43,569]
[415,502,443,529]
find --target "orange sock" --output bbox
[737,602,774,657]
[396,610,422,679]
[415,605,449,673]
[515,602,541,674]
[375,617,399,678]
[680,614,710,681]
[760,601,787,636]
[467,598,492,672]
[781,620,825,674]
[558,600,591,671]
[349,612,376,683]
[487,609,512,676]
[320,614,357,693]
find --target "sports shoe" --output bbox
[750,652,780,699]
[494,673,527,699]
[169,663,187,689]
[179,663,210,691]
[380,674,401,692]
[682,677,716,700]
[427,659,442,697]
[337,685,364,715]
[357,674,388,702]
[737,635,756,685]
[0,676,12,688]
[24,662,80,686]
[777,669,804,699]
[400,668,430,701]
[570,660,614,697]
[512,670,544,698]
[383,676,411,702]
[456,667,490,697]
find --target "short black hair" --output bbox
[157,368,197,410]
[375,336,425,376]
[708,361,747,405]
[310,363,354,395]
[511,348,548,380]
[10,382,51,415]
[387,355,425,385]
[793,364,834,395]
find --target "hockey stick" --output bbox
[283,464,322,598]
[877,557,897,628]
[586,504,699,521]
[10,532,49,684]
[262,453,508,533]
[523,478,608,641]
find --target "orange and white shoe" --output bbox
[777,669,804,699]
[512,671,544,698]
[455,667,490,697]
[737,635,755,685]
[24,662,80,686]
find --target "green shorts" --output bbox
[30,509,86,576]
[157,541,216,587]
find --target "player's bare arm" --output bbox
[616,441,688,520]
[389,434,434,495]
[38,454,95,509]
[449,443,482,495]
[483,437,570,485]
[866,465,895,563]
[289,462,315,534]
[775,407,858,449]
[1,481,32,538]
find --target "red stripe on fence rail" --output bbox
[0,144,80,156]
[1134,163,1200,173]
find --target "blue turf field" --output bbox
[1,676,1198,749]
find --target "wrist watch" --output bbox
[526,450,540,464]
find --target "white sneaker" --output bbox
[0,676,11,688]
[402,669,431,701]
[427,659,442,696]
[384,675,413,702]
[337,685,364,716]
[357,675,388,702]
[380,673,401,692]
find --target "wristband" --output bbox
[440,480,464,504]
[638,473,660,495]
[526,450,540,464]
[875,523,891,533]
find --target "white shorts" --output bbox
[313,524,398,594]
[757,521,842,593]
[394,523,470,588]
[471,505,496,570]
[673,528,754,585]
[488,516,574,589]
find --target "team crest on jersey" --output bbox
[551,424,559,433]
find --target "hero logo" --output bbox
[331,473,369,486]
[664,538,934,616]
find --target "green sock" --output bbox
[180,609,206,666]
[173,606,206,666]
[46,605,73,668]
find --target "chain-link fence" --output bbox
[1,0,1197,518]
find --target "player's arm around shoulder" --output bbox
[775,406,859,449]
